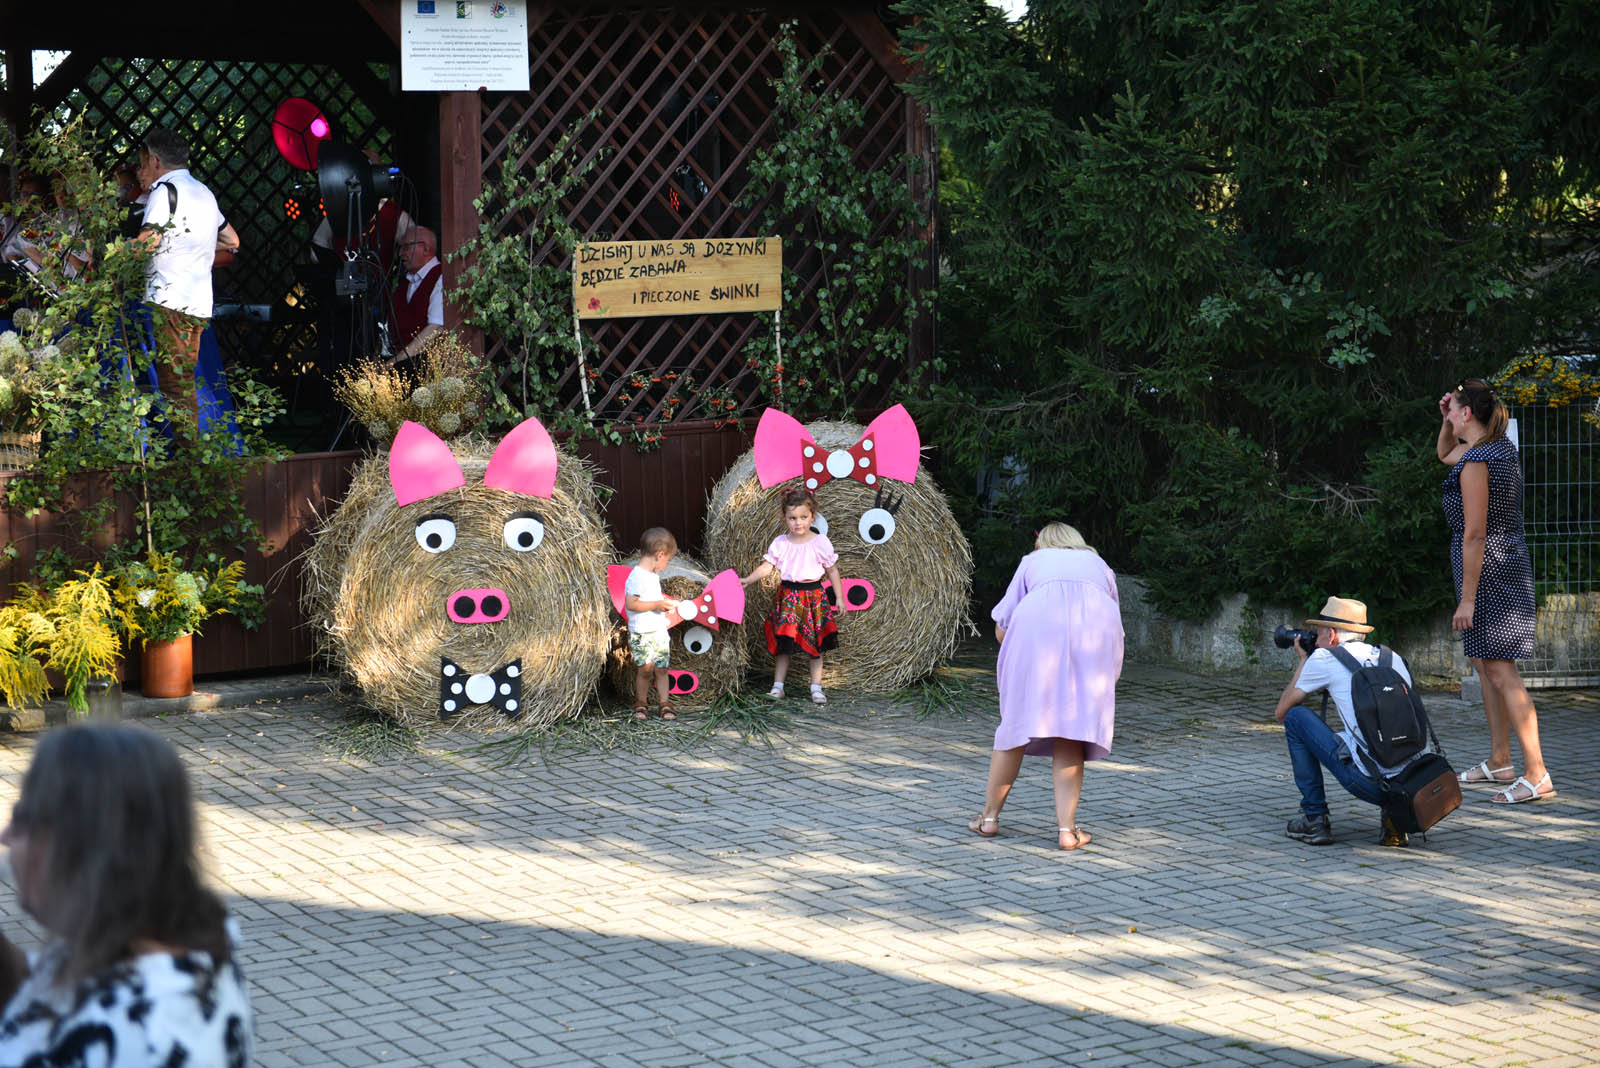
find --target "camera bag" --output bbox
[1380,750,1461,833]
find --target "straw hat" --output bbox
[1304,596,1374,634]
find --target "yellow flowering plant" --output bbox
[0,566,126,714]
[112,553,263,645]
[1492,354,1600,426]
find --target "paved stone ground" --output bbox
[1,649,1596,1067]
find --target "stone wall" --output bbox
[1117,575,1472,682]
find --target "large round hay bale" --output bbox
[704,410,973,693]
[603,554,751,709]
[303,421,611,730]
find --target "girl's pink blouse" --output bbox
[763,533,838,581]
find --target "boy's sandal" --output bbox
[809,684,827,705]
[658,704,677,721]
[968,815,998,838]
[1058,827,1092,851]
[1488,772,1556,805]
[1459,760,1515,785]
[632,705,650,720]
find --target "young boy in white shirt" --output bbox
[625,527,679,720]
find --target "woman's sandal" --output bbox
[1058,827,1092,851]
[658,704,677,721]
[968,815,998,838]
[1488,772,1557,805]
[1459,760,1515,785]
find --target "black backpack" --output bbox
[1328,645,1428,768]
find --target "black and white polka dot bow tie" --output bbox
[439,658,523,720]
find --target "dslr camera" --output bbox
[1273,625,1318,654]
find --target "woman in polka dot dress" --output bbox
[1437,379,1555,804]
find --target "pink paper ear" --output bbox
[862,404,921,483]
[483,417,558,499]
[704,569,746,624]
[390,421,466,507]
[753,408,812,488]
[607,565,631,616]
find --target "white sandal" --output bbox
[1488,772,1557,805]
[809,684,827,704]
[1459,760,1514,786]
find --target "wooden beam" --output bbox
[3,41,33,158]
[357,0,402,48]
[836,8,912,84]
[438,90,483,353]
[30,50,99,114]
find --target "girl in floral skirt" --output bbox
[740,488,843,703]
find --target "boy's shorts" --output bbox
[628,629,672,670]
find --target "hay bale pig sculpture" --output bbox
[704,404,973,693]
[303,417,612,729]
[603,555,748,710]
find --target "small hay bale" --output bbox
[603,554,751,709]
[303,430,611,730]
[704,418,973,693]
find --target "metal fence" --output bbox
[1512,399,1600,686]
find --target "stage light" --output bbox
[272,97,332,171]
[284,197,303,221]
[316,141,398,240]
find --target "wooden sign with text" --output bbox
[574,237,782,319]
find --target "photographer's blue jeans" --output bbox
[1283,705,1383,818]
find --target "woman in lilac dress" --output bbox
[969,523,1124,850]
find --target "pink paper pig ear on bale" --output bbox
[607,565,631,615]
[702,569,745,624]
[483,416,558,499]
[752,407,813,488]
[390,421,467,507]
[862,404,921,483]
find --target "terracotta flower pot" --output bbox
[141,633,194,698]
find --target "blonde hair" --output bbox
[1035,522,1091,551]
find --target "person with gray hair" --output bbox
[1273,596,1418,847]
[0,723,254,1063]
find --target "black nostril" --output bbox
[480,595,504,617]
[453,595,475,618]
[847,585,869,607]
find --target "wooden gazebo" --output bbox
[0,1,935,676]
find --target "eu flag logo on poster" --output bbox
[416,1,436,12]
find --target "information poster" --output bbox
[401,1,530,92]
[574,238,783,319]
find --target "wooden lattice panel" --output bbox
[478,7,929,423]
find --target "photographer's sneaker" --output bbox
[1286,814,1333,845]
[1380,815,1409,848]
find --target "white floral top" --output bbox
[0,943,252,1067]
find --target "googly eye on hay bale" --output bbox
[302,417,612,730]
[602,555,750,708]
[704,404,973,693]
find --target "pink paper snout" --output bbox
[668,671,700,696]
[824,578,876,612]
[447,588,510,624]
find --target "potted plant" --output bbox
[112,553,261,698]
[0,566,126,716]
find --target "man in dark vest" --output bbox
[392,225,443,362]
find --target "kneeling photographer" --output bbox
[1272,597,1443,848]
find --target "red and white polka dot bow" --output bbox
[752,404,922,491]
